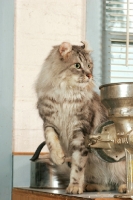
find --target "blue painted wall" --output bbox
[86,0,104,91]
[0,0,14,199]
[13,156,31,187]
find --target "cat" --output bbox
[35,42,126,194]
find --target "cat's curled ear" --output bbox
[59,42,72,59]
[81,41,93,54]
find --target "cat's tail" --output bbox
[30,141,46,161]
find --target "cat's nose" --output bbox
[86,73,92,79]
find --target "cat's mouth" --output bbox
[79,75,93,84]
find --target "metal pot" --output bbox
[30,143,71,189]
[30,154,65,189]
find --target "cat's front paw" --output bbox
[50,148,65,165]
[118,184,127,193]
[66,184,83,194]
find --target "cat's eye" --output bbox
[88,64,91,68]
[75,63,81,69]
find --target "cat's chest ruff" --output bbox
[58,94,88,117]
[61,100,81,113]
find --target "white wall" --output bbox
[13,0,86,152]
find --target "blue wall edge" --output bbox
[0,1,14,199]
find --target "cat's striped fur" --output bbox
[36,42,126,194]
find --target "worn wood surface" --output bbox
[12,188,88,200]
[12,188,132,200]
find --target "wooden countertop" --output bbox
[12,187,132,200]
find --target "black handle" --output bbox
[30,141,46,161]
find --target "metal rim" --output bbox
[99,82,133,89]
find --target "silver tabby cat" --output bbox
[35,42,126,194]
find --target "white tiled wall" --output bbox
[13,0,86,152]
